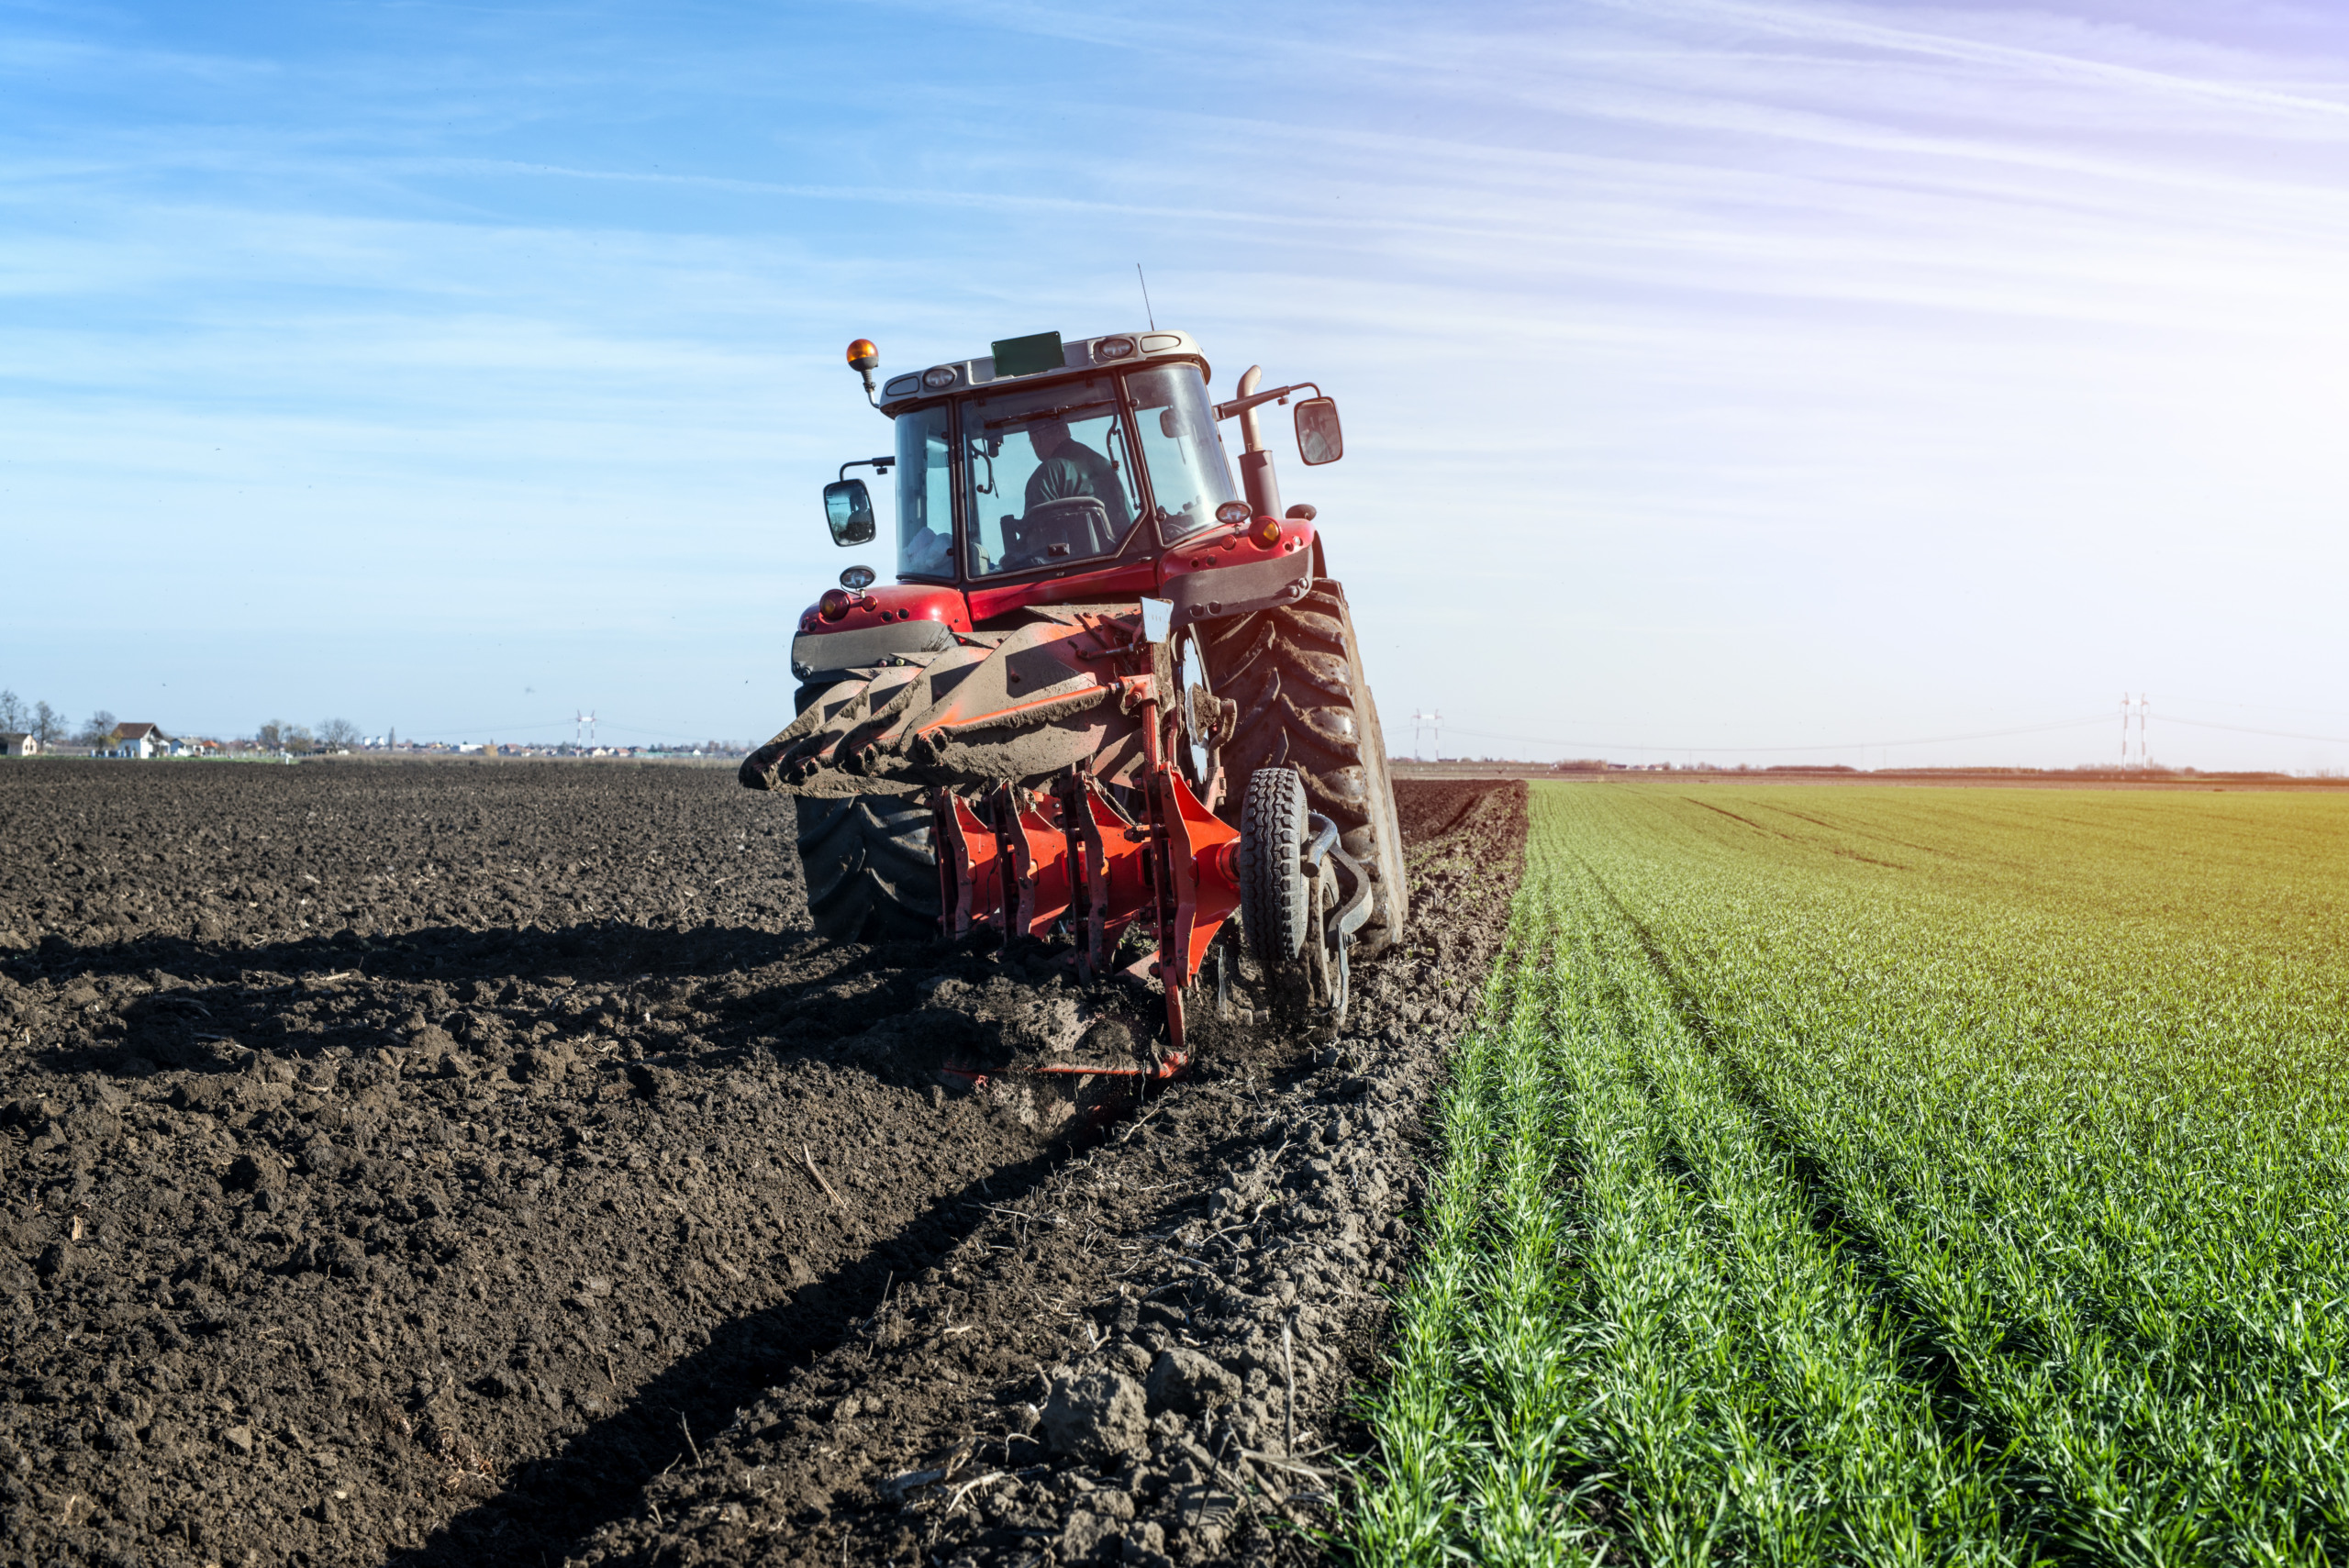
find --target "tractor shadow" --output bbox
[14,916,1072,1568]
[12,917,941,1083]
[379,1145,1065,1568]
[13,917,823,995]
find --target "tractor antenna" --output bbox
[1137,264,1156,331]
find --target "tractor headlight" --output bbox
[921,366,958,391]
[1215,500,1252,528]
[1093,335,1137,361]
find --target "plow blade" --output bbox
[1003,799,1074,939]
[933,766,1240,1055]
[932,792,1005,938]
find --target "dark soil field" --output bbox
[0,760,1524,1568]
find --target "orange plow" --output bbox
[930,665,1240,1063]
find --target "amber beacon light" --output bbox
[846,339,881,396]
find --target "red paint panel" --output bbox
[965,561,1158,626]
[796,582,973,638]
[1153,517,1315,595]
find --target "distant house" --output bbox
[0,733,36,757]
[107,723,170,760]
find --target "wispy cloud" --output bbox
[5,0,2349,766]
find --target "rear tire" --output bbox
[1200,579,1409,953]
[793,794,941,942]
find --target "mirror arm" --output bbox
[837,456,896,483]
[1212,382,1319,422]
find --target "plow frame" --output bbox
[930,664,1240,1061]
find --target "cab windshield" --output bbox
[886,361,1241,583]
[960,374,1141,577]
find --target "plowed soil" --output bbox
[0,761,1525,1568]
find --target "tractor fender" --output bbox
[1159,517,1317,632]
[790,583,972,682]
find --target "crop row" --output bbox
[1352,783,2349,1566]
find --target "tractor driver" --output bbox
[1024,415,1132,542]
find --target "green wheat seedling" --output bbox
[1350,783,2349,1567]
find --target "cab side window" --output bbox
[1128,364,1239,544]
[894,404,955,580]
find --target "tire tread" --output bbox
[1202,579,1409,951]
[794,795,941,942]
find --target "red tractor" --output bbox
[740,328,1406,1054]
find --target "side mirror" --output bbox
[1295,398,1342,465]
[823,479,876,546]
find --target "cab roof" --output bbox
[875,329,1210,417]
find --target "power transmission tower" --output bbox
[574,712,597,748]
[2120,694,2129,769]
[2138,694,2150,769]
[1410,709,1442,762]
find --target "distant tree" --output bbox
[0,689,24,733]
[32,702,61,744]
[318,717,362,750]
[257,719,286,751]
[79,709,117,747]
[286,725,317,753]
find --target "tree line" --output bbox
[257,718,364,751]
[0,690,362,752]
[0,690,70,744]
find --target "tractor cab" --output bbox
[820,331,1341,598]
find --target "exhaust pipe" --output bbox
[1234,364,1283,520]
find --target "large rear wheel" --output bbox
[1199,579,1408,953]
[793,793,941,942]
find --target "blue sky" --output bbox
[6,0,2349,768]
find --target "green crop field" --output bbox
[1351,783,2349,1567]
